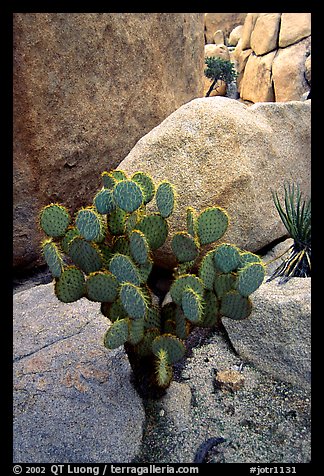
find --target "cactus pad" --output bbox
[186,206,197,238]
[132,172,155,204]
[106,298,128,322]
[198,290,220,327]
[61,227,80,254]
[68,236,103,274]
[137,259,153,284]
[103,318,129,349]
[181,287,204,323]
[41,239,63,278]
[171,232,199,263]
[213,243,241,273]
[75,207,106,242]
[170,274,204,305]
[120,283,148,319]
[94,188,116,215]
[199,250,216,290]
[108,208,127,236]
[220,290,252,320]
[214,273,236,298]
[236,262,265,296]
[155,349,173,388]
[55,266,85,303]
[109,253,141,286]
[128,318,145,345]
[113,179,144,213]
[239,251,262,267]
[145,305,161,330]
[152,334,185,364]
[155,181,175,218]
[135,327,160,357]
[137,213,168,250]
[86,271,119,302]
[130,230,150,265]
[39,204,70,238]
[196,206,228,245]
[102,171,117,190]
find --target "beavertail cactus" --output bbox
[39,168,265,396]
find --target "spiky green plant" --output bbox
[267,182,311,283]
[39,169,265,397]
[204,56,237,97]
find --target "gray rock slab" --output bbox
[13,283,145,463]
[135,329,311,463]
[222,278,311,389]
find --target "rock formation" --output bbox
[13,13,205,271]
[235,13,311,102]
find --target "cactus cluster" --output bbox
[39,169,265,392]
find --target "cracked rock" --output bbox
[13,283,145,463]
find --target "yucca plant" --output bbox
[267,182,311,283]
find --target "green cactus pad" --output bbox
[181,287,204,323]
[186,206,197,238]
[41,239,64,278]
[75,207,106,242]
[102,171,117,190]
[98,243,113,268]
[174,305,190,339]
[198,290,220,327]
[108,208,127,235]
[135,327,160,357]
[170,274,204,305]
[137,259,153,284]
[155,349,173,388]
[132,172,155,204]
[220,290,252,320]
[68,236,103,274]
[112,236,132,256]
[113,179,144,213]
[119,283,148,319]
[55,266,85,303]
[137,213,168,250]
[199,250,216,290]
[145,305,161,330]
[105,298,128,322]
[236,262,265,297]
[111,170,128,181]
[171,232,199,263]
[174,260,195,276]
[130,230,150,265]
[152,334,185,364]
[125,212,139,235]
[61,227,80,254]
[86,271,119,302]
[103,318,129,349]
[94,188,116,215]
[239,251,263,267]
[155,181,175,218]
[39,203,70,238]
[213,243,241,273]
[196,206,229,246]
[214,273,237,298]
[109,253,141,286]
[128,318,145,345]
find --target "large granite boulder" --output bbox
[13,13,205,271]
[117,97,311,269]
[13,284,145,463]
[222,278,311,389]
